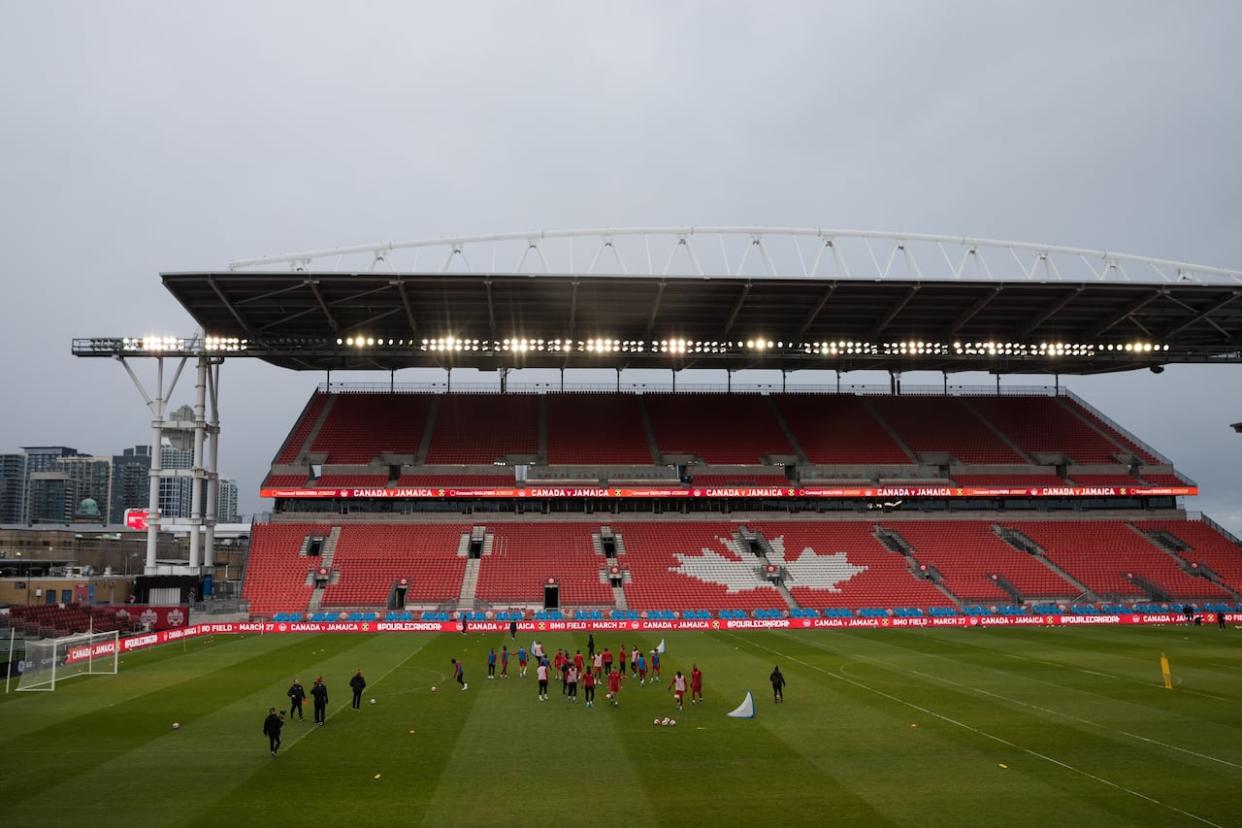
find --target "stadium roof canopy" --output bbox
[82,228,1242,374]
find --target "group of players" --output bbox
[260,637,714,757]
[479,638,704,709]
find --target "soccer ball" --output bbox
[172,722,180,730]
[669,719,676,727]
[661,717,671,727]
[653,718,662,726]
[370,698,377,705]
[431,686,438,692]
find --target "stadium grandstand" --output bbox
[73,228,1242,628]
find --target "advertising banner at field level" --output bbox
[260,484,1197,500]
[107,613,1242,657]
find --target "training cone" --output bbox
[726,691,756,719]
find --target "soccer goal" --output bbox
[16,630,119,692]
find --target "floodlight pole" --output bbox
[188,357,207,569]
[203,359,221,570]
[120,353,188,573]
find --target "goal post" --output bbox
[16,630,120,692]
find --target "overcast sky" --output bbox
[1,2,1240,529]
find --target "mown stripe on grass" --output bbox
[592,630,895,827]
[746,630,1231,827]
[181,633,443,828]
[0,632,372,809]
[864,629,1242,751]
[419,632,661,828]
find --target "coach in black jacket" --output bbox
[287,679,306,720]
[263,708,283,756]
[311,677,329,725]
[350,669,367,709]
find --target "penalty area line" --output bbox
[722,631,1225,828]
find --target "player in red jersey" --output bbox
[601,647,614,675]
[619,645,628,675]
[582,667,597,707]
[573,649,585,676]
[669,670,687,710]
[500,645,509,678]
[690,664,703,703]
[606,666,624,706]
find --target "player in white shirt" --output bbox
[669,670,687,710]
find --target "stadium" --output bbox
[5,227,1242,826]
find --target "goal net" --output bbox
[16,630,119,692]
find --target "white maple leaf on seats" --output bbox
[670,537,775,593]
[766,536,867,592]
[669,535,866,593]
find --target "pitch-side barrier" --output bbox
[72,612,1240,661]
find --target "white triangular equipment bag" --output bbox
[726,691,755,719]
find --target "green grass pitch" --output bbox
[2,626,1241,827]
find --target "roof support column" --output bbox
[145,359,165,573]
[203,360,220,571]
[188,356,208,571]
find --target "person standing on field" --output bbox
[536,659,550,701]
[451,657,467,691]
[587,633,595,658]
[487,647,497,679]
[263,707,284,756]
[592,649,604,678]
[607,665,624,706]
[669,670,687,710]
[582,667,596,707]
[690,665,703,704]
[770,665,786,703]
[518,645,529,677]
[350,669,366,709]
[500,645,510,678]
[287,678,306,720]
[311,677,329,726]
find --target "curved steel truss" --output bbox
[228,227,1242,286]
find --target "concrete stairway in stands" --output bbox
[995,526,1097,601]
[413,397,441,465]
[961,401,1037,464]
[766,398,810,465]
[636,397,665,464]
[537,396,549,465]
[306,528,340,612]
[1130,524,1242,600]
[458,559,481,611]
[297,395,337,462]
[746,529,799,610]
[876,526,963,609]
[858,398,918,462]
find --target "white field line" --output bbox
[787,633,1242,772]
[985,647,1231,702]
[281,637,435,754]
[724,632,1225,828]
[886,661,1242,772]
